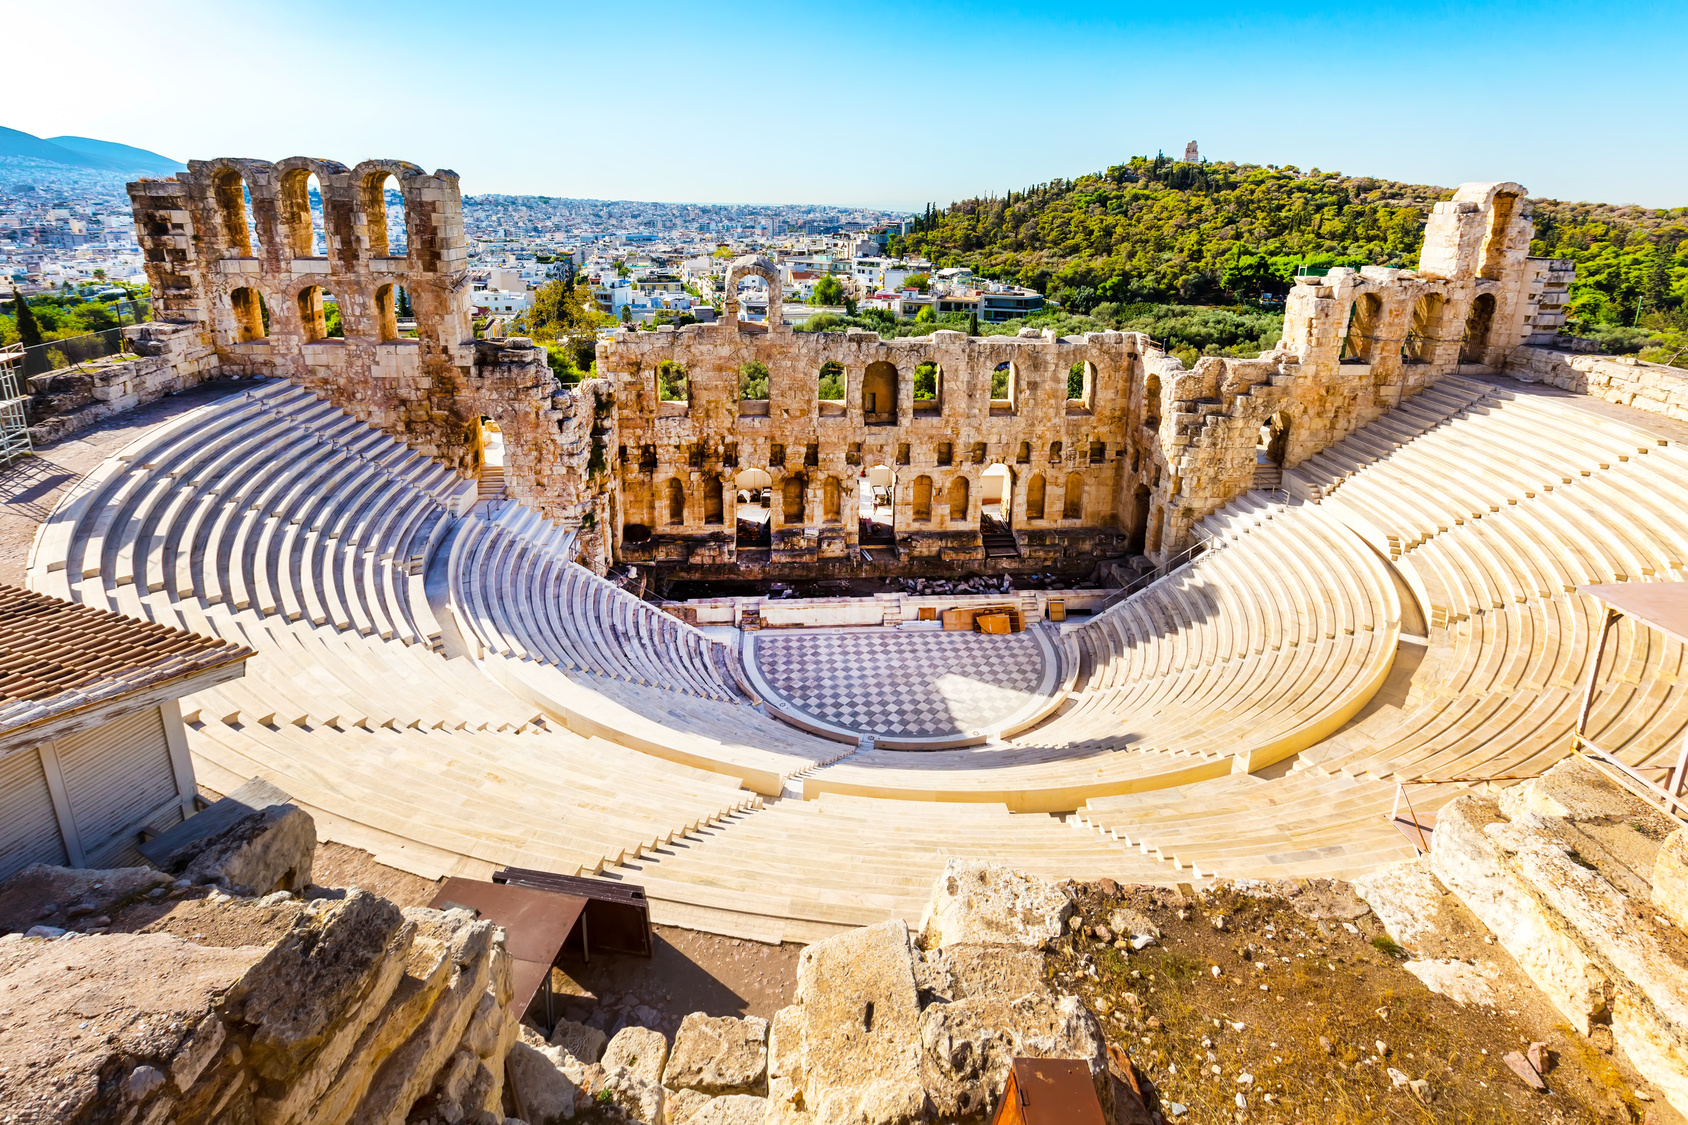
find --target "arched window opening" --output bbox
[738,360,770,415]
[703,473,724,525]
[280,170,327,258]
[863,361,897,424]
[911,475,933,522]
[913,361,941,415]
[298,286,328,342]
[364,171,407,258]
[666,478,686,525]
[393,287,413,336]
[1480,192,1519,280]
[823,476,842,523]
[1063,473,1084,520]
[1404,294,1445,364]
[657,360,689,404]
[861,464,896,544]
[818,360,845,402]
[1026,474,1046,521]
[990,361,1015,414]
[948,477,970,521]
[374,284,400,342]
[1461,294,1496,365]
[230,286,266,342]
[735,468,772,546]
[1342,293,1384,364]
[1049,440,1063,464]
[214,169,257,258]
[1016,441,1031,464]
[782,474,806,525]
[1143,374,1162,429]
[1067,361,1094,409]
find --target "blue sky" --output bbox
[14,0,1687,209]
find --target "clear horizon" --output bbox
[11,0,1686,212]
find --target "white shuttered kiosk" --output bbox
[0,586,251,880]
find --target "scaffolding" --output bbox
[0,345,33,467]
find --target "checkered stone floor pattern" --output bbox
[753,630,1048,738]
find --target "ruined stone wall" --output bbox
[25,321,219,444]
[598,311,1154,571]
[1510,346,1688,423]
[126,158,609,568]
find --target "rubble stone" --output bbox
[662,1012,768,1095]
[917,860,1071,950]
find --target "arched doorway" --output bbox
[863,361,897,424]
[229,287,267,343]
[1404,294,1445,364]
[860,464,896,545]
[735,468,772,547]
[665,478,686,525]
[980,463,1013,529]
[1259,411,1291,467]
[1127,485,1151,554]
[1342,293,1383,363]
[1461,294,1496,365]
[1025,473,1046,522]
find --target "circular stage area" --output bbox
[742,627,1064,748]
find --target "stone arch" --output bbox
[1480,191,1521,280]
[911,475,933,522]
[724,254,781,326]
[990,360,1016,414]
[353,160,423,259]
[665,478,686,525]
[1127,484,1151,553]
[863,361,897,424]
[297,284,328,342]
[1143,373,1162,429]
[735,468,772,546]
[1049,440,1063,464]
[1063,472,1084,520]
[703,472,724,525]
[1026,473,1046,521]
[913,360,942,415]
[374,283,401,342]
[1404,293,1446,364]
[823,475,842,523]
[782,473,807,525]
[275,161,337,258]
[948,476,970,521]
[1016,440,1031,464]
[1263,411,1292,466]
[1461,293,1496,364]
[211,166,259,258]
[1343,292,1384,363]
[229,286,266,342]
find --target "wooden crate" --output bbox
[1047,599,1066,622]
[943,603,1025,632]
[977,613,1012,635]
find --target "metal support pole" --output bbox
[1669,730,1688,801]
[1575,609,1618,743]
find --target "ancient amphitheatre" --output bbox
[22,154,1688,946]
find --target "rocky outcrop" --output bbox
[178,803,316,897]
[1429,755,1688,1115]
[766,863,1107,1124]
[0,886,516,1125]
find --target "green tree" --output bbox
[809,275,845,306]
[657,360,688,401]
[396,287,413,319]
[913,361,939,400]
[1645,244,1676,315]
[12,287,46,376]
[818,360,844,400]
[903,273,929,293]
[738,360,769,400]
[1067,362,1086,399]
[915,305,935,324]
[967,311,979,337]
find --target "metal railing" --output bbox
[0,345,32,466]
[1095,527,1217,614]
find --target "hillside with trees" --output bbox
[889,155,1687,368]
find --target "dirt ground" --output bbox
[0,379,247,587]
[1058,880,1682,1125]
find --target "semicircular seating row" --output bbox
[1284,376,1688,793]
[798,499,1403,811]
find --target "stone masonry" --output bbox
[121,163,1567,575]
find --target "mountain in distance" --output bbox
[45,135,183,175]
[0,126,182,174]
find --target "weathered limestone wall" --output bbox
[25,321,219,444]
[126,158,610,569]
[599,315,1150,570]
[1510,346,1688,423]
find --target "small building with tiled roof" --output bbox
[0,585,252,881]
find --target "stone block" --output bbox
[662,1012,768,1096]
[916,859,1070,951]
[179,803,316,896]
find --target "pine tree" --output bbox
[967,311,979,337]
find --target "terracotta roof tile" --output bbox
[0,585,252,735]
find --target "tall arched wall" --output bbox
[599,324,1155,570]
[127,157,610,567]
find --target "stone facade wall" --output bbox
[1510,346,1688,423]
[119,162,1561,575]
[125,158,611,570]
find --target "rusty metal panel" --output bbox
[429,877,587,1015]
[990,1058,1106,1125]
